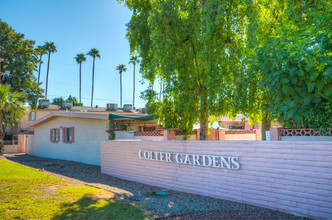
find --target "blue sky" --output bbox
[0,0,152,108]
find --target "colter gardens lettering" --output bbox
[138,150,240,170]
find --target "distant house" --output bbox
[218,117,261,130]
[25,111,158,166]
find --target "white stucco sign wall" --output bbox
[101,140,332,219]
[138,150,240,169]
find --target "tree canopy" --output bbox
[119,0,255,139]
[119,0,332,138]
[239,0,332,132]
[51,95,83,106]
[0,20,43,109]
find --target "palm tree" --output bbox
[0,85,25,155]
[36,45,48,84]
[74,53,86,104]
[116,64,127,108]
[129,55,139,109]
[43,42,57,99]
[87,48,100,107]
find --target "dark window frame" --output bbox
[28,111,36,121]
[50,128,60,143]
[63,127,75,144]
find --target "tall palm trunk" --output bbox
[120,72,122,108]
[91,57,95,107]
[45,51,51,99]
[37,53,43,84]
[79,62,82,103]
[133,63,135,109]
[0,110,4,155]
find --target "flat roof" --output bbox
[25,111,152,129]
[25,112,110,129]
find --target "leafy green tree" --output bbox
[254,22,332,129]
[43,42,57,99]
[116,64,127,108]
[67,95,83,106]
[51,97,64,106]
[129,55,139,109]
[0,20,43,108]
[51,95,83,106]
[87,48,100,107]
[74,53,87,104]
[303,101,332,134]
[0,85,25,155]
[240,0,332,138]
[119,0,252,139]
[36,45,48,84]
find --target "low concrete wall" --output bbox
[4,134,26,154]
[101,140,332,219]
[282,136,332,141]
[4,145,20,154]
[115,131,134,139]
[175,135,196,140]
[135,136,164,141]
[225,134,256,140]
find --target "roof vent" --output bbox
[106,103,118,111]
[62,100,73,109]
[38,99,50,109]
[123,104,133,112]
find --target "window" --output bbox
[50,128,60,143]
[28,111,36,121]
[63,127,74,143]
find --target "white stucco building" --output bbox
[26,112,109,166]
[25,111,159,166]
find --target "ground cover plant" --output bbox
[0,158,146,219]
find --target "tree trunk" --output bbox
[160,79,162,100]
[38,54,43,84]
[133,63,135,109]
[45,52,51,99]
[91,57,95,107]
[79,62,82,104]
[120,73,122,108]
[199,91,209,140]
[261,113,271,141]
[0,110,4,155]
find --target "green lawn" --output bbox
[0,158,146,219]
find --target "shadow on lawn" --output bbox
[5,154,310,220]
[5,154,154,200]
[53,195,144,220]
